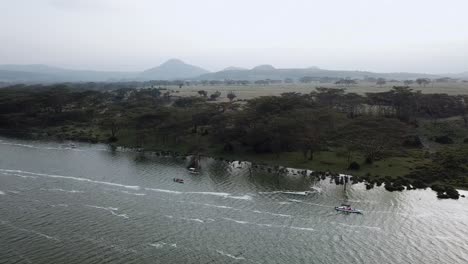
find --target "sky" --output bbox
[1,0,467,73]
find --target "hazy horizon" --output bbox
[1,0,467,74]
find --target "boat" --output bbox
[335,204,362,214]
[187,167,199,174]
[173,178,184,183]
[187,154,201,174]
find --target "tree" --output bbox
[376,78,386,87]
[335,78,357,87]
[227,91,237,102]
[403,80,414,86]
[311,87,345,108]
[102,117,121,141]
[341,93,365,118]
[456,96,468,127]
[336,117,410,164]
[416,78,430,87]
[197,90,208,97]
[209,90,221,101]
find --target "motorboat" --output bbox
[173,178,184,184]
[335,204,362,214]
[188,167,199,174]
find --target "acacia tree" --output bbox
[102,117,122,141]
[227,91,237,102]
[337,117,409,164]
[292,110,327,160]
[416,78,430,87]
[197,90,208,97]
[209,90,221,101]
[376,78,386,87]
[456,96,468,127]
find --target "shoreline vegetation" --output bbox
[1,83,468,199]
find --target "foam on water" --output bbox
[259,191,308,195]
[0,220,60,241]
[335,222,382,231]
[187,191,231,197]
[147,188,252,200]
[149,242,177,249]
[145,188,183,194]
[186,201,240,211]
[120,190,146,196]
[223,217,250,224]
[1,172,37,179]
[0,190,5,195]
[85,205,129,219]
[0,142,83,152]
[228,195,253,200]
[0,169,141,190]
[41,188,84,194]
[180,217,206,223]
[251,210,292,218]
[290,226,314,232]
[216,250,246,260]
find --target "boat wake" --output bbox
[0,169,141,190]
[85,205,129,219]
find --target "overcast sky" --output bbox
[1,0,467,73]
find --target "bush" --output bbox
[412,180,427,189]
[403,135,423,148]
[434,135,454,144]
[431,184,460,199]
[348,161,360,170]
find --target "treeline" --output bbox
[0,84,467,195]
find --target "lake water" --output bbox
[1,136,467,264]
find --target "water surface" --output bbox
[1,137,467,263]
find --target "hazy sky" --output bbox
[1,0,467,73]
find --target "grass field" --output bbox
[172,82,468,101]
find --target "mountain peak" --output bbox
[223,66,247,71]
[140,59,209,80]
[252,64,276,71]
[160,58,186,67]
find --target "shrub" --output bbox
[403,136,423,148]
[348,161,360,170]
[412,180,427,189]
[434,135,453,144]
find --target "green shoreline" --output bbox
[2,128,465,199]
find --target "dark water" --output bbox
[1,137,467,264]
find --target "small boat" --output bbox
[187,154,201,174]
[335,204,362,214]
[173,178,184,184]
[187,167,199,174]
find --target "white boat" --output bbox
[335,205,362,214]
[188,167,199,174]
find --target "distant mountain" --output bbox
[197,66,440,81]
[252,64,276,71]
[223,66,247,71]
[0,59,210,83]
[0,61,463,83]
[138,59,209,80]
[0,64,135,83]
[447,71,468,79]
